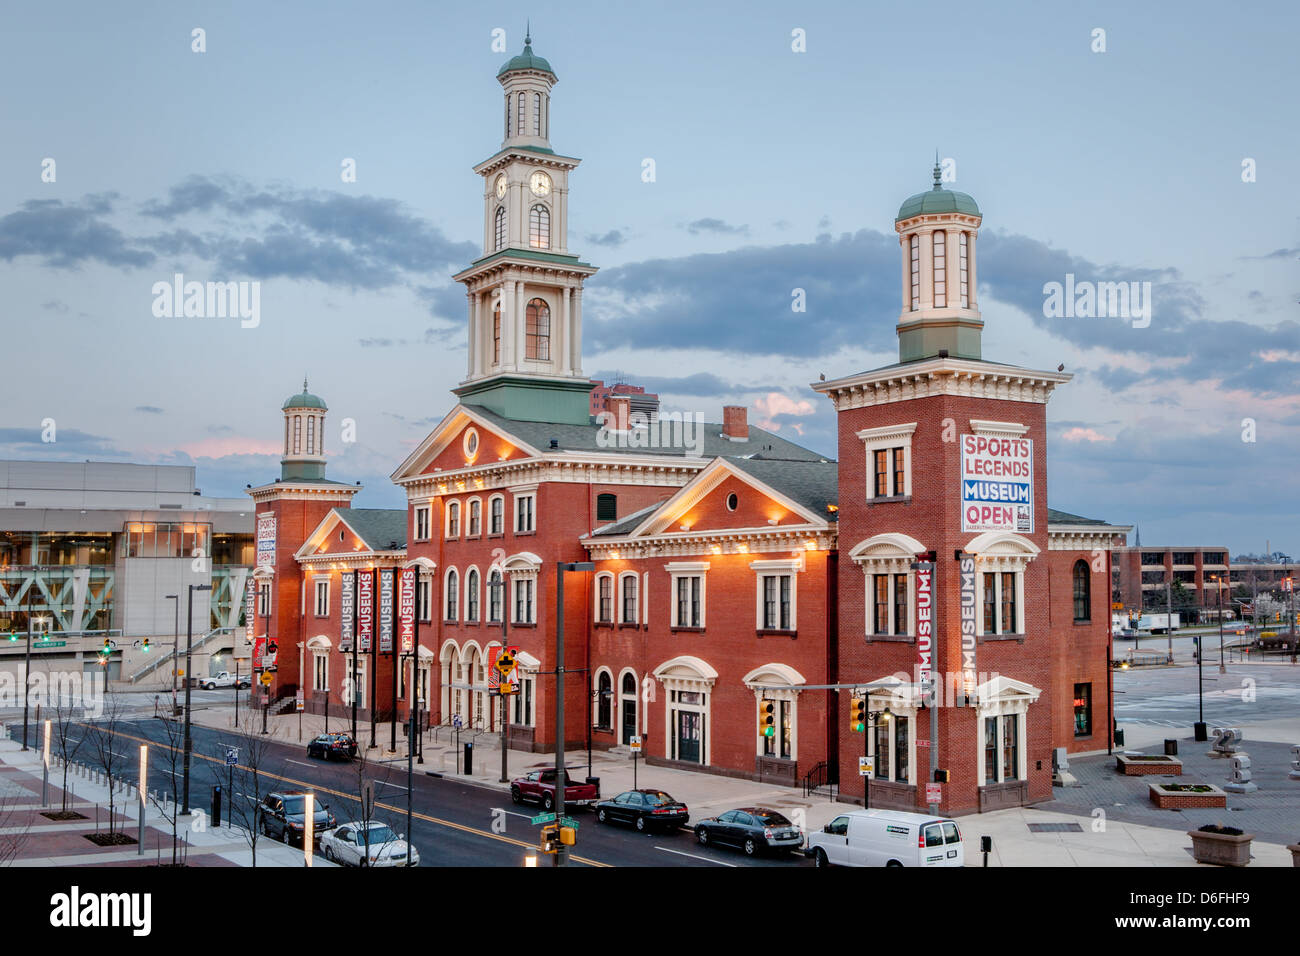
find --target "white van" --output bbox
[805,809,964,867]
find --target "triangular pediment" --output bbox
[391,405,540,484]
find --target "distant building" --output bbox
[1111,546,1230,614]
[589,380,659,421]
[0,460,253,682]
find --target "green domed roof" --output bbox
[498,38,555,78]
[283,378,327,410]
[896,161,980,222]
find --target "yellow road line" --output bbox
[76,722,611,867]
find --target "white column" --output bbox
[516,281,527,364]
[473,291,483,377]
[899,236,910,313]
[559,286,572,375]
[918,229,934,311]
[502,280,516,370]
[944,226,960,309]
[571,287,583,376]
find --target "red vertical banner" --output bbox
[252,637,267,672]
[487,645,501,690]
[398,569,416,653]
[244,576,257,644]
[358,571,373,652]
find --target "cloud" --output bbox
[685,217,749,236]
[134,405,165,414]
[1059,426,1113,443]
[752,392,817,432]
[592,371,738,397]
[585,229,627,247]
[41,300,69,312]
[1239,247,1298,261]
[0,195,155,269]
[0,427,124,457]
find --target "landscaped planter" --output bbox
[1188,826,1253,866]
[1149,782,1227,809]
[1116,753,1183,776]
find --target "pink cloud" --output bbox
[752,392,816,431]
[1060,427,1114,443]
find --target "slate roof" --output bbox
[468,406,829,463]
[334,508,408,551]
[726,457,839,518]
[1046,508,1114,527]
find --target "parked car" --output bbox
[319,821,419,867]
[594,789,689,833]
[258,790,336,846]
[806,809,964,867]
[307,732,358,761]
[199,671,251,690]
[510,768,599,811]
[694,807,804,856]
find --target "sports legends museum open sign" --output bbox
[960,433,1033,533]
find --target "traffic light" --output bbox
[758,700,775,738]
[6,632,16,642]
[540,824,560,854]
[142,637,151,653]
[850,697,867,733]
[559,826,576,847]
[100,638,111,656]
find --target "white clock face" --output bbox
[529,171,551,197]
[495,175,507,199]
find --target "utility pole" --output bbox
[490,574,509,783]
[1217,575,1225,674]
[183,583,212,814]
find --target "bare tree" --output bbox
[145,712,189,865]
[221,712,280,867]
[48,686,87,818]
[83,689,131,843]
[332,745,402,867]
[0,786,32,866]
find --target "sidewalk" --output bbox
[0,732,328,868]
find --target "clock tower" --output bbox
[452,30,598,425]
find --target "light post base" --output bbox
[1193,721,1208,742]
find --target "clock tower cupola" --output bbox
[452,29,598,425]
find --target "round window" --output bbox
[726,492,738,511]
[463,428,480,459]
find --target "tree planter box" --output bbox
[1188,828,1253,866]
[1116,754,1182,776]
[1149,782,1227,809]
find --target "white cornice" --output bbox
[813,358,1072,411]
[1047,525,1132,552]
[247,483,359,504]
[969,419,1030,437]
[585,527,836,561]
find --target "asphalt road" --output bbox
[48,717,809,869]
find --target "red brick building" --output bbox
[246,41,1128,815]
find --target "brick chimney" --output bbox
[722,405,749,441]
[608,396,631,431]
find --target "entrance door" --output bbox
[676,710,702,764]
[621,698,637,744]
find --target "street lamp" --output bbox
[182,583,212,815]
[554,560,594,867]
[165,593,179,712]
[22,611,51,751]
[1214,574,1226,674]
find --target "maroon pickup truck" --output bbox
[510,769,600,811]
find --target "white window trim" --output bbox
[618,571,639,624]
[865,699,917,785]
[414,504,431,542]
[513,491,536,534]
[864,569,914,637]
[486,570,505,623]
[466,496,482,537]
[346,658,366,709]
[487,494,506,535]
[857,422,917,499]
[642,572,650,626]
[314,578,330,617]
[976,709,1028,786]
[667,562,709,628]
[445,500,461,539]
[594,571,615,624]
[444,566,460,622]
[975,565,1027,635]
[465,565,481,622]
[509,571,538,624]
[312,652,329,693]
[592,666,615,729]
[747,682,800,761]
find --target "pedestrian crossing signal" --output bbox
[850,697,867,733]
[758,700,775,738]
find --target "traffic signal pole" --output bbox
[554,563,566,868]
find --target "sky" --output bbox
[0,0,1296,555]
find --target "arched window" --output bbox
[492,301,502,364]
[487,569,503,622]
[468,499,481,536]
[494,206,506,251]
[525,298,551,360]
[489,495,504,534]
[932,231,946,307]
[533,92,541,135]
[517,92,525,136]
[466,568,480,622]
[529,204,550,250]
[596,493,617,521]
[959,231,969,307]
[596,573,613,623]
[445,569,459,621]
[596,670,612,729]
[622,672,636,695]
[505,94,511,137]
[1073,560,1091,622]
[909,234,920,311]
[446,501,460,538]
[620,573,638,624]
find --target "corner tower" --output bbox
[452,30,598,425]
[894,161,983,363]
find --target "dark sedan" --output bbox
[306,732,357,761]
[695,807,804,856]
[594,789,689,833]
[258,790,336,846]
